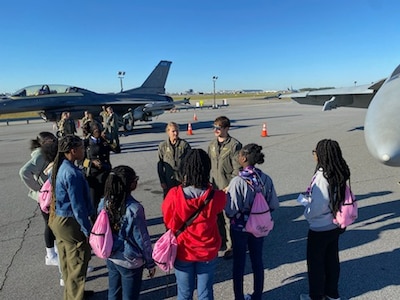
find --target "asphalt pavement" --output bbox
[1,98,399,299]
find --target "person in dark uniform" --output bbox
[82,122,112,218]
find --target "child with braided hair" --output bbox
[162,149,226,300]
[49,135,94,299]
[300,139,351,300]
[102,166,156,300]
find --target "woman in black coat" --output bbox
[83,121,112,217]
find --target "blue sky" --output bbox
[1,0,399,94]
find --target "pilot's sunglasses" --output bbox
[213,125,222,131]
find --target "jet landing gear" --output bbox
[122,109,134,131]
[124,118,134,131]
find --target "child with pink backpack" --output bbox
[226,143,279,300]
[300,139,353,300]
[99,166,156,300]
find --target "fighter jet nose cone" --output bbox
[377,150,400,166]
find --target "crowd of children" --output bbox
[20,111,350,300]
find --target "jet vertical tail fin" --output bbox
[124,60,172,94]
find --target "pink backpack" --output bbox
[152,229,178,272]
[39,179,52,214]
[245,191,274,237]
[153,189,214,272]
[333,185,358,229]
[89,209,114,259]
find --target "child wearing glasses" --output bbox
[300,139,351,300]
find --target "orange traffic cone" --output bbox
[187,123,193,135]
[261,123,268,137]
[193,113,198,121]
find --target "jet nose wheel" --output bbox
[39,112,48,121]
[124,119,133,131]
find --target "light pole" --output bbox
[212,76,218,108]
[118,71,125,92]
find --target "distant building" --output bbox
[241,89,264,93]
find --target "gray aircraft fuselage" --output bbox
[0,85,174,121]
[364,64,400,167]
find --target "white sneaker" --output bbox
[326,297,341,300]
[59,278,64,286]
[244,294,252,300]
[300,294,311,300]
[45,255,59,266]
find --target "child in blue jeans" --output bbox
[101,166,156,300]
[226,143,279,300]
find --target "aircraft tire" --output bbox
[124,121,133,132]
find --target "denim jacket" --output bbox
[105,196,155,270]
[55,159,93,237]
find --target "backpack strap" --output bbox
[175,190,214,237]
[306,174,317,194]
[238,172,269,219]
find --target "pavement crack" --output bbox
[0,207,38,291]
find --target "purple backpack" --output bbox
[89,209,114,259]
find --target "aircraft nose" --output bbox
[376,148,400,166]
[366,131,400,166]
[364,72,400,167]
[365,128,400,166]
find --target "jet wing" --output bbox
[281,79,386,110]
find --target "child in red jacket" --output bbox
[162,149,226,300]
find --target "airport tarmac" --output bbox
[1,98,399,300]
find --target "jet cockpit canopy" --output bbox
[11,84,90,97]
